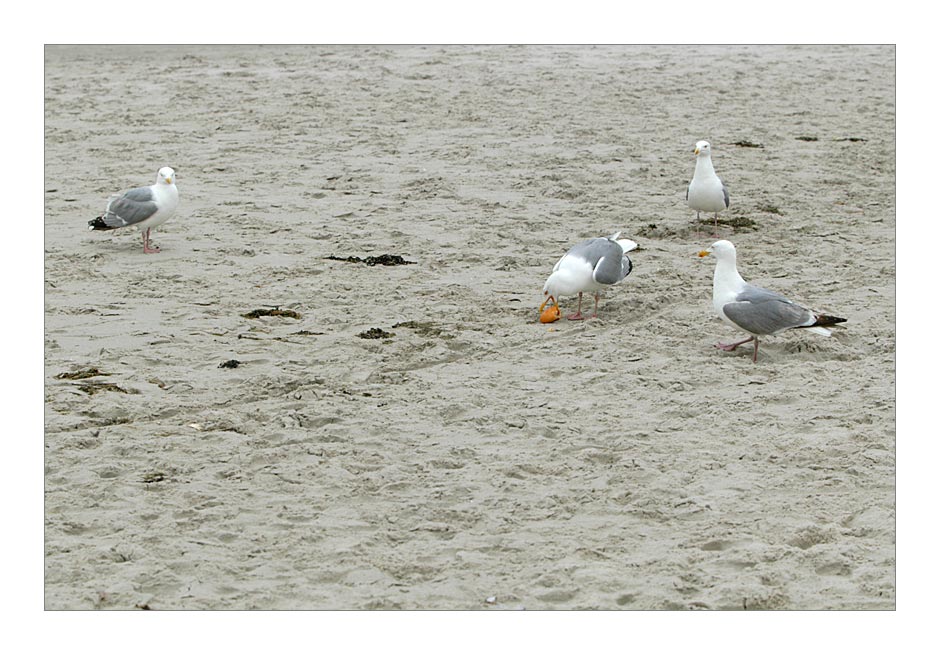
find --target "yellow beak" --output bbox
[698,250,710,258]
[165,178,173,184]
[694,147,700,155]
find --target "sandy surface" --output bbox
[44,45,895,610]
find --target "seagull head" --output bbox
[693,140,712,157]
[157,167,176,185]
[540,269,568,315]
[698,239,736,261]
[541,281,557,308]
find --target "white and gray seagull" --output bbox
[699,240,846,362]
[89,166,179,254]
[540,232,637,320]
[687,140,729,236]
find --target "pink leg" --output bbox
[566,293,585,320]
[715,336,754,352]
[713,213,720,238]
[592,293,601,318]
[142,228,161,254]
[752,337,759,362]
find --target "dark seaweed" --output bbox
[242,308,302,319]
[77,381,133,395]
[326,254,416,266]
[55,367,108,380]
[358,327,395,339]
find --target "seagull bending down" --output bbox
[698,240,846,362]
[89,167,179,254]
[687,140,729,236]
[540,233,637,320]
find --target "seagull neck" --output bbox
[156,182,178,198]
[714,256,745,287]
[695,155,716,177]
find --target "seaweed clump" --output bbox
[326,254,415,266]
[242,308,302,319]
[357,328,395,340]
[55,368,108,380]
[77,381,134,395]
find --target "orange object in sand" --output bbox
[539,304,561,323]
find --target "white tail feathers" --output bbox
[616,238,638,253]
[606,232,638,253]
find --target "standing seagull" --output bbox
[698,240,846,362]
[89,167,179,254]
[687,140,729,236]
[540,233,637,320]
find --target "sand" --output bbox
[44,45,895,610]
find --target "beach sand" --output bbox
[44,45,895,610]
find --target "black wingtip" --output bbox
[814,314,847,328]
[88,216,112,231]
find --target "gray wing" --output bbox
[100,186,158,228]
[722,183,730,208]
[604,252,632,283]
[723,284,814,335]
[569,237,632,285]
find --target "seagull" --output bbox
[687,140,729,236]
[540,233,637,320]
[88,167,179,254]
[698,240,846,362]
